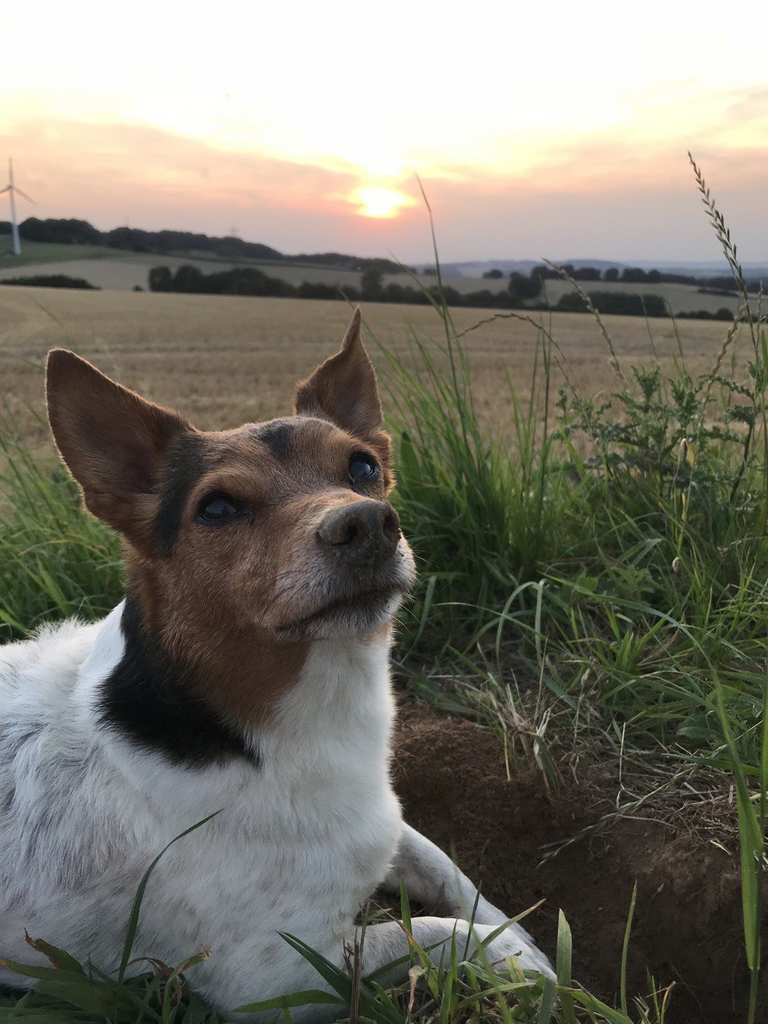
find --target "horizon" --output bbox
[2,0,767,265]
[4,212,762,273]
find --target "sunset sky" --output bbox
[1,0,767,263]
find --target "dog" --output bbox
[0,309,552,1019]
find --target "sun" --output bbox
[356,186,408,218]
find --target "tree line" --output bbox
[483,262,761,294]
[148,264,737,321]
[0,217,404,274]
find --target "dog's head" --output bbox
[46,310,416,657]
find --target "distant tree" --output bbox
[621,267,648,283]
[603,267,620,282]
[428,285,462,306]
[482,268,504,279]
[173,265,205,293]
[530,264,555,285]
[0,274,98,290]
[149,266,173,292]
[555,290,668,317]
[572,266,601,281]
[555,292,588,313]
[360,269,384,301]
[19,217,102,245]
[647,269,662,283]
[508,271,541,301]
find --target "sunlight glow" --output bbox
[356,187,408,219]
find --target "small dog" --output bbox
[0,310,552,1019]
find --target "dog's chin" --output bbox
[274,587,405,641]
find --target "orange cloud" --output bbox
[2,83,767,264]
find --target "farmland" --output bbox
[1,283,767,1022]
[0,285,748,444]
[0,240,760,317]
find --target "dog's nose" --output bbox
[317,501,400,562]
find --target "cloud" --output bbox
[2,82,767,263]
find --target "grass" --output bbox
[0,421,122,640]
[0,241,122,267]
[0,159,766,1021]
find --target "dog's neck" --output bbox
[82,586,394,772]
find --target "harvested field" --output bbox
[0,286,749,446]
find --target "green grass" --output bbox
[0,241,124,267]
[1,159,766,1021]
[0,424,122,641]
[380,174,768,763]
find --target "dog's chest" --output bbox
[147,770,402,953]
[120,638,403,962]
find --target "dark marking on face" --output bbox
[254,419,294,461]
[98,594,260,767]
[155,434,209,557]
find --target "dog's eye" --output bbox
[348,455,379,484]
[196,493,243,524]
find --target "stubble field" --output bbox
[0,285,747,446]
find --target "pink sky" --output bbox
[2,2,767,263]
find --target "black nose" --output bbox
[317,501,401,563]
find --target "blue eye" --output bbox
[348,455,379,484]
[196,493,241,524]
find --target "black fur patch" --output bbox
[98,597,259,768]
[154,433,208,557]
[255,419,294,461]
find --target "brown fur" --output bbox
[294,307,394,489]
[46,349,191,553]
[45,309,406,729]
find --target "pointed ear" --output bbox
[293,308,383,438]
[46,349,191,549]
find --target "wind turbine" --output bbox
[1,159,35,256]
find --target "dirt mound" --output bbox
[392,704,765,1024]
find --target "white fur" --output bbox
[0,606,551,1020]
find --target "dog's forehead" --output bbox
[225,415,344,461]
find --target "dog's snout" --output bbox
[318,501,400,561]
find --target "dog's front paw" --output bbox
[471,922,555,980]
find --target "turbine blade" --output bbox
[13,187,35,204]
[0,185,9,195]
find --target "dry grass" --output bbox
[0,285,749,446]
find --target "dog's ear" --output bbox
[46,349,191,549]
[294,308,383,439]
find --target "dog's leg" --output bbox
[284,916,553,1023]
[381,823,549,961]
[354,914,554,983]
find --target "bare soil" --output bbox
[393,704,766,1024]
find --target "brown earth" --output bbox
[393,704,765,1024]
